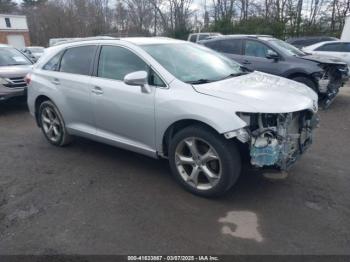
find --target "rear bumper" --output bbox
[0,85,26,101]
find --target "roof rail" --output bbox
[53,36,118,46]
[246,34,273,38]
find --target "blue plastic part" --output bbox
[250,143,281,167]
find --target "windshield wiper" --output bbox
[187,79,213,84]
[221,72,249,80]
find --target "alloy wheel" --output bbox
[175,137,222,190]
[41,107,62,143]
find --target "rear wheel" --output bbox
[38,100,72,146]
[168,125,241,197]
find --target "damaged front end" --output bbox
[314,63,349,109]
[233,111,319,171]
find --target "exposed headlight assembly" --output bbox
[313,71,329,93]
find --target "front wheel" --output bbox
[168,125,241,197]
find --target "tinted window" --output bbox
[43,51,63,71]
[217,39,242,54]
[98,46,148,81]
[198,34,209,41]
[342,43,350,52]
[316,43,344,52]
[60,46,96,75]
[189,35,197,42]
[245,40,272,58]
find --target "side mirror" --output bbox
[124,71,151,93]
[266,50,279,60]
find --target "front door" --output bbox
[91,45,156,154]
[242,40,287,76]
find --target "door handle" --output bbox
[51,78,60,85]
[92,86,104,95]
[242,60,251,65]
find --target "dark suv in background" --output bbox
[199,35,349,108]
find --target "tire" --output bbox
[38,100,72,146]
[168,125,241,197]
[291,76,317,92]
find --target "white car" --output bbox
[188,32,222,43]
[303,41,350,65]
[27,37,319,197]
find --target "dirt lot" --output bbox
[0,88,349,255]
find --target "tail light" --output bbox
[25,73,32,85]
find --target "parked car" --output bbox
[27,37,319,197]
[22,46,45,61]
[188,32,222,43]
[0,44,33,102]
[286,36,339,49]
[302,41,350,66]
[199,35,349,108]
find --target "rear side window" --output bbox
[213,39,242,54]
[60,46,96,75]
[342,43,350,52]
[98,46,148,81]
[43,51,63,71]
[316,43,343,52]
[189,35,197,42]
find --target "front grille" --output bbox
[4,77,27,88]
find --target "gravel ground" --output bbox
[0,88,349,255]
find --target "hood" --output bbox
[0,65,33,78]
[300,54,347,65]
[193,71,318,113]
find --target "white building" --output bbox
[0,14,31,49]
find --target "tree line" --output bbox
[0,0,349,46]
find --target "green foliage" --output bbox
[170,28,191,40]
[210,18,234,34]
[210,17,286,38]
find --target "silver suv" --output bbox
[27,38,319,197]
[0,44,33,102]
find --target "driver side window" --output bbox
[245,40,273,58]
[98,46,148,81]
[97,45,166,87]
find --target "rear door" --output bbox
[53,45,97,134]
[204,39,244,63]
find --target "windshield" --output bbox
[269,39,306,56]
[28,47,44,53]
[141,43,246,84]
[0,48,32,66]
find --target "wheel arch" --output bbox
[286,72,318,86]
[161,119,224,157]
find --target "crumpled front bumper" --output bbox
[249,112,319,171]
